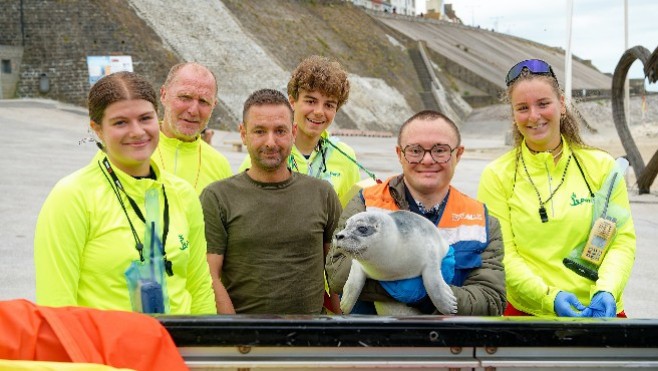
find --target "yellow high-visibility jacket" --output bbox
[478,139,635,316]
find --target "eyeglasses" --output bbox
[505,59,557,86]
[401,144,456,164]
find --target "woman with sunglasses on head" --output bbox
[34,71,216,314]
[477,59,636,317]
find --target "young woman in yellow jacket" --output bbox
[478,59,636,317]
[34,72,215,314]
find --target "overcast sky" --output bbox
[419,0,658,88]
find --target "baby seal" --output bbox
[334,210,457,315]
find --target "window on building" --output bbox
[1,60,11,74]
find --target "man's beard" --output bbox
[253,147,287,172]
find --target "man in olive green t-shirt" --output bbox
[200,88,342,314]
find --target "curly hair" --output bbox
[503,70,588,149]
[88,71,157,124]
[287,55,350,109]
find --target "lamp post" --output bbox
[564,0,573,104]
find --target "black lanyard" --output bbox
[99,158,173,276]
[512,150,595,198]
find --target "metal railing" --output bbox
[160,315,658,369]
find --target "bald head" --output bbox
[164,62,218,96]
[160,62,218,142]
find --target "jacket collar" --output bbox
[158,129,201,152]
[93,150,164,198]
[520,135,573,170]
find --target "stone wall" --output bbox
[0,0,180,107]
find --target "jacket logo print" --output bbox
[451,212,483,221]
[570,192,593,207]
[178,234,189,251]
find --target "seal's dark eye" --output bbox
[356,226,372,235]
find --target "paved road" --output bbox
[1,99,656,317]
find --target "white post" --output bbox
[565,0,573,104]
[624,0,631,126]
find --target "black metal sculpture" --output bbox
[611,45,658,194]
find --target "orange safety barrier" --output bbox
[0,299,187,371]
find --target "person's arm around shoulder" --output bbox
[199,185,235,314]
[452,214,506,315]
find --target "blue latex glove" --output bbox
[554,291,586,317]
[581,291,616,318]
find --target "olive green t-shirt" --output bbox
[200,172,342,314]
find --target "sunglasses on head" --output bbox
[505,59,557,86]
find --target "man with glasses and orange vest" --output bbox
[326,110,506,315]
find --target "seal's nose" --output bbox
[335,232,344,241]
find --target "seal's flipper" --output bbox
[341,260,367,314]
[422,263,457,315]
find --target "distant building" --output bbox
[443,3,463,23]
[424,1,462,23]
[390,0,416,15]
[349,0,417,16]
[425,0,443,19]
